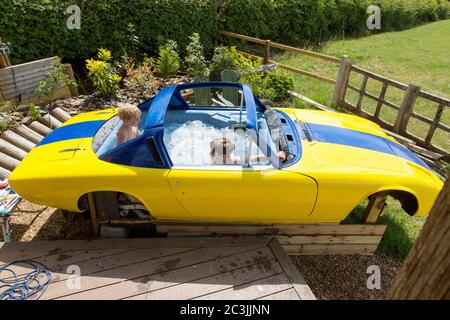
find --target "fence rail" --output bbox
[219,30,449,160]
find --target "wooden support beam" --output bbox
[1,130,35,152]
[0,138,27,160]
[39,113,62,129]
[87,192,99,237]
[394,84,420,134]
[332,55,352,108]
[14,124,44,144]
[361,191,389,224]
[263,40,271,65]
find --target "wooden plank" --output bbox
[194,273,293,300]
[0,237,271,256]
[29,121,52,136]
[269,238,316,300]
[156,223,386,236]
[14,124,44,144]
[258,287,301,300]
[347,84,401,111]
[362,191,389,224]
[58,247,273,300]
[0,138,28,160]
[417,90,450,106]
[351,65,408,90]
[289,91,336,112]
[125,259,282,300]
[356,74,368,111]
[1,130,35,151]
[283,244,379,255]
[425,104,445,145]
[0,57,58,77]
[374,82,388,119]
[276,235,382,245]
[45,246,263,300]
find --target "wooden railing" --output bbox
[219,30,449,160]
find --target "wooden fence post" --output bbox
[394,84,420,134]
[332,55,352,108]
[0,37,11,69]
[263,40,271,65]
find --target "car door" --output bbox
[166,166,317,222]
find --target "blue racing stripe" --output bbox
[37,120,106,146]
[306,123,430,170]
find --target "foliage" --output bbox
[28,103,42,121]
[156,40,181,78]
[124,55,157,91]
[86,48,122,98]
[35,58,76,105]
[0,0,217,64]
[210,46,240,74]
[220,0,449,48]
[184,33,209,79]
[259,71,294,102]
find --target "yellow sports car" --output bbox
[9,82,444,224]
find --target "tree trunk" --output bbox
[388,179,449,299]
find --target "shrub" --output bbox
[185,33,209,79]
[260,71,294,102]
[86,48,122,98]
[156,40,181,78]
[125,55,157,92]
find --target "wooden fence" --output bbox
[0,56,77,104]
[219,31,449,160]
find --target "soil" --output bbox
[4,199,402,300]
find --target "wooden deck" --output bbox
[0,236,315,300]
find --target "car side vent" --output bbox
[147,138,163,167]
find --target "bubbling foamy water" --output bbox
[164,120,248,165]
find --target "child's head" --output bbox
[210,138,235,160]
[118,103,141,126]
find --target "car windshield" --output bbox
[93,109,147,155]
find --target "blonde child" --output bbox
[116,103,142,145]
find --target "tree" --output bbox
[388,179,449,299]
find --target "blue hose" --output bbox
[0,260,52,300]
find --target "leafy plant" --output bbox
[35,58,76,105]
[86,48,122,98]
[125,55,157,91]
[184,33,209,79]
[210,46,240,74]
[260,71,294,101]
[156,39,180,78]
[28,103,42,121]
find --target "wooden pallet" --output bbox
[155,222,386,255]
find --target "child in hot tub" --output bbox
[210,138,286,165]
[116,103,142,145]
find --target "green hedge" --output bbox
[1,0,448,64]
[220,0,449,47]
[0,0,217,64]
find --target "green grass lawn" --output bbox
[276,20,450,152]
[274,21,450,261]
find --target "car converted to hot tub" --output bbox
[9,82,444,224]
